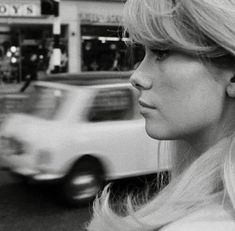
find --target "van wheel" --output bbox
[62,159,104,206]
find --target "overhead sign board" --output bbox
[80,13,122,25]
[0,0,41,17]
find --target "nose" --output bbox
[130,69,152,90]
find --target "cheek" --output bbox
[182,89,223,123]
[163,85,224,136]
[161,64,224,122]
[147,78,224,139]
[143,58,225,139]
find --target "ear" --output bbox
[226,75,235,98]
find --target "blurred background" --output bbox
[0,0,144,84]
[0,1,169,231]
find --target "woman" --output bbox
[87,0,235,230]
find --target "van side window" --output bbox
[88,88,133,122]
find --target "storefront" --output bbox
[0,0,69,82]
[0,0,143,83]
[77,1,144,72]
[80,14,137,72]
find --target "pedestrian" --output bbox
[87,0,235,230]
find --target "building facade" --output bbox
[0,0,142,82]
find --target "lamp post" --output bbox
[52,0,61,73]
[41,0,61,73]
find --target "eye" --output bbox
[150,49,170,61]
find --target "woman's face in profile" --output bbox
[131,48,227,140]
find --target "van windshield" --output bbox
[23,85,68,120]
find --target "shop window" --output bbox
[87,88,133,122]
[81,25,144,72]
[0,24,68,83]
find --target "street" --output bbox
[0,170,91,231]
[0,169,165,231]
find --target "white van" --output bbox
[0,72,170,205]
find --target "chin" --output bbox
[144,119,185,140]
[145,126,174,140]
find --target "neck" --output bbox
[170,140,197,178]
[171,99,235,178]
[171,129,233,178]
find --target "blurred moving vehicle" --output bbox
[0,72,170,206]
[0,92,28,124]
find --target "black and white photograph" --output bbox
[0,0,235,231]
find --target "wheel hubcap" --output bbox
[70,173,100,200]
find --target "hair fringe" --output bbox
[123,0,235,57]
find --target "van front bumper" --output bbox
[0,154,65,183]
[12,167,65,183]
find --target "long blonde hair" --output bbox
[87,1,235,230]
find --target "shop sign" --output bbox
[80,13,122,25]
[0,0,40,17]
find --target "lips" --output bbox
[138,100,156,109]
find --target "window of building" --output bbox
[81,25,144,72]
[0,24,68,83]
[87,88,133,122]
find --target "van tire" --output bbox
[61,156,105,206]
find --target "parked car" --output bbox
[0,72,171,205]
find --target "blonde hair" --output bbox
[87,1,235,230]
[124,0,235,57]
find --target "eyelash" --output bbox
[150,49,170,61]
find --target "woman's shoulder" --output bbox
[161,204,235,231]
